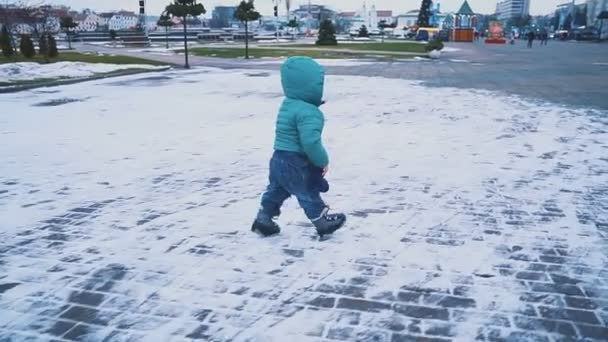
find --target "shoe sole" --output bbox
[251,222,280,237]
[316,217,347,238]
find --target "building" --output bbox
[396,10,420,28]
[210,6,238,29]
[75,14,101,32]
[587,0,608,31]
[377,10,394,25]
[396,4,446,29]
[292,4,335,22]
[291,4,335,30]
[98,13,114,30]
[336,7,393,33]
[108,11,139,31]
[496,0,530,21]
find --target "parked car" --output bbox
[436,29,450,42]
[575,30,598,41]
[416,29,429,41]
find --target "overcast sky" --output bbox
[11,0,579,16]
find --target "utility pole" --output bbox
[273,0,280,41]
[138,0,149,44]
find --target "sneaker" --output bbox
[312,208,346,237]
[251,212,281,237]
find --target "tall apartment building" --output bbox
[496,0,531,21]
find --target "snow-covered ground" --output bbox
[0,67,607,341]
[0,62,167,83]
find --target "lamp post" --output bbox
[273,0,281,42]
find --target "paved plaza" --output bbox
[0,42,607,342]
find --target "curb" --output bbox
[0,66,172,94]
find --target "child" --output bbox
[252,57,346,237]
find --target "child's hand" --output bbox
[322,166,329,177]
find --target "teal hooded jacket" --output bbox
[273,57,329,168]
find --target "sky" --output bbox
[10,0,579,16]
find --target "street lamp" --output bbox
[273,0,281,41]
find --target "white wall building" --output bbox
[98,13,114,29]
[377,10,394,25]
[108,11,139,31]
[496,0,531,21]
[396,10,420,28]
[76,14,100,32]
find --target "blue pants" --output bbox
[260,151,327,220]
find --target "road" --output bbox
[77,40,608,110]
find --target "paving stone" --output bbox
[519,292,565,306]
[317,284,366,298]
[505,331,551,342]
[355,329,390,342]
[327,326,355,340]
[393,305,449,321]
[62,323,104,341]
[539,255,567,264]
[335,311,361,326]
[564,296,599,310]
[437,296,476,309]
[425,322,457,337]
[308,295,336,308]
[59,306,119,326]
[577,324,608,340]
[513,316,578,337]
[451,311,511,328]
[101,330,144,342]
[337,298,391,313]
[550,274,582,285]
[391,333,451,342]
[396,291,422,304]
[185,325,210,339]
[516,272,549,282]
[452,286,472,297]
[44,320,76,337]
[529,282,585,296]
[67,291,105,307]
[538,306,601,325]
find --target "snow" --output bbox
[442,46,462,53]
[127,47,177,56]
[0,67,606,341]
[257,39,292,43]
[449,59,471,63]
[0,62,168,82]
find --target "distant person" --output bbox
[251,57,346,238]
[542,30,549,45]
[527,31,535,48]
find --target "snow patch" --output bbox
[0,62,167,82]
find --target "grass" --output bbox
[288,42,428,53]
[188,47,421,60]
[0,51,166,65]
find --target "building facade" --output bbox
[396,10,420,28]
[396,4,446,29]
[496,0,531,21]
[108,11,138,31]
[587,0,608,24]
[210,6,238,29]
[586,0,608,38]
[77,14,101,32]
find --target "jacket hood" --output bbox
[281,56,325,107]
